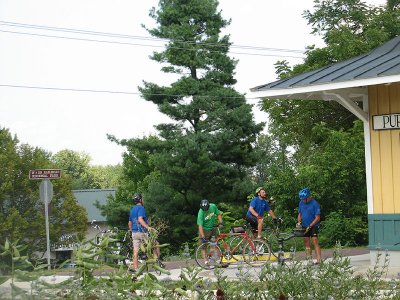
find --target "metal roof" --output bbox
[73,189,116,223]
[250,36,400,100]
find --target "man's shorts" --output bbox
[245,214,259,233]
[303,226,319,238]
[132,232,148,249]
[198,228,217,244]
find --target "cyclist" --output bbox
[197,199,224,265]
[128,193,163,272]
[297,187,321,264]
[245,187,278,239]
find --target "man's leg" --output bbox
[131,233,141,271]
[303,237,312,260]
[257,219,263,239]
[132,244,139,270]
[312,236,321,263]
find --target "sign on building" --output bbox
[372,113,400,130]
[29,169,62,180]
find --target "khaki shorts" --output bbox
[132,232,148,249]
[198,228,217,244]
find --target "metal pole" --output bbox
[44,179,51,270]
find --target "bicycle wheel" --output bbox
[152,258,166,275]
[242,239,271,267]
[268,232,297,262]
[228,236,246,261]
[195,242,222,269]
[119,243,133,266]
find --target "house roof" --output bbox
[73,189,116,223]
[250,36,400,100]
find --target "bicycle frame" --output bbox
[214,228,256,260]
[263,221,298,264]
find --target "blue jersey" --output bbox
[298,198,321,227]
[129,204,148,233]
[246,196,271,218]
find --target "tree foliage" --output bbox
[52,149,122,189]
[0,127,87,264]
[256,0,400,245]
[107,0,263,247]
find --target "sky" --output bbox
[0,0,387,166]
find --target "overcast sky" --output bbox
[0,0,386,165]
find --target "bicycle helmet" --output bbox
[299,188,310,200]
[255,187,265,194]
[132,193,143,204]
[200,199,210,211]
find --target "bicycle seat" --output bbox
[230,226,245,233]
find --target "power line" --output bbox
[0,83,261,101]
[0,29,304,59]
[0,20,305,54]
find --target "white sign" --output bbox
[373,113,400,130]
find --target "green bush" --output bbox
[319,210,368,248]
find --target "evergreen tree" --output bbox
[111,0,263,246]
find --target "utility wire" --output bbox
[0,83,261,101]
[0,29,304,59]
[0,20,305,54]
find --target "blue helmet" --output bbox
[299,188,310,200]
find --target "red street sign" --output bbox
[29,169,62,180]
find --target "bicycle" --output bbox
[90,220,118,262]
[263,219,303,265]
[195,225,271,269]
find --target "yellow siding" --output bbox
[369,83,400,213]
[391,85,400,213]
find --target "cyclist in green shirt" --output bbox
[197,199,224,265]
[197,199,223,243]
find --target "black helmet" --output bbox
[132,193,143,204]
[200,199,210,211]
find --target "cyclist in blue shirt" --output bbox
[246,187,278,239]
[297,187,321,264]
[128,193,161,272]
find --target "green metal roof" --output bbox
[73,189,116,222]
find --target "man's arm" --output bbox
[138,216,151,230]
[198,225,205,238]
[217,214,223,224]
[268,210,277,219]
[128,221,132,231]
[249,206,259,217]
[309,215,321,228]
[297,213,302,224]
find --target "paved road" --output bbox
[161,247,370,270]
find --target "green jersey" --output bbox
[197,203,221,230]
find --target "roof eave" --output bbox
[249,74,400,99]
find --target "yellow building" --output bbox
[250,36,400,266]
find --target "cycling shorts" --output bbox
[303,226,319,238]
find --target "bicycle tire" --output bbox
[228,235,246,261]
[268,232,297,262]
[195,242,222,269]
[119,243,133,266]
[242,239,271,267]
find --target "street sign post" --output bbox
[29,169,61,270]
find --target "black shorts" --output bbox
[303,226,319,238]
[245,214,258,233]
